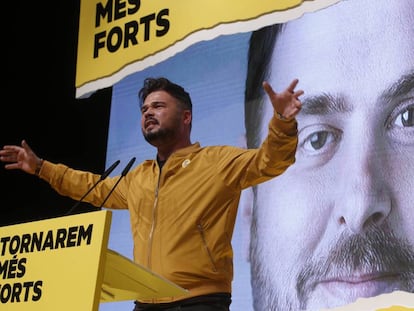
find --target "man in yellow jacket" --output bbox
[0,77,303,310]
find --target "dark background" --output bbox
[1,2,113,226]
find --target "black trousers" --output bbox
[133,293,231,311]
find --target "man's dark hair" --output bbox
[138,77,193,113]
[245,24,284,149]
[244,24,288,311]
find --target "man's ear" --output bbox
[240,187,253,262]
[183,110,192,125]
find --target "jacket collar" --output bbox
[172,142,201,157]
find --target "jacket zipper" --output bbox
[147,169,161,268]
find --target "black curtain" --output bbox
[1,1,112,226]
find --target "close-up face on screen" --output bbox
[246,0,414,310]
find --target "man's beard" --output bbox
[143,127,175,146]
[250,226,414,311]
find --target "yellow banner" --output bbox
[76,0,339,97]
[0,211,111,311]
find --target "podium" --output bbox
[0,210,188,310]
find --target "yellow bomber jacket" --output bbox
[38,115,297,303]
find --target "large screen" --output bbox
[103,1,414,310]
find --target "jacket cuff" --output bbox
[271,114,298,136]
[38,160,56,181]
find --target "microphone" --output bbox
[100,159,121,180]
[98,157,136,209]
[65,160,121,215]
